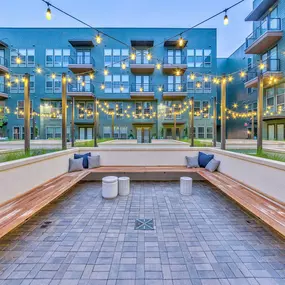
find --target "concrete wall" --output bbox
[1,147,284,205]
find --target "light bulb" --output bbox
[16,57,21,64]
[96,34,102,44]
[130,53,136,60]
[104,69,108,76]
[156,63,161,70]
[5,73,10,79]
[224,13,229,25]
[178,36,184,47]
[46,6,52,20]
[240,71,246,78]
[190,73,195,80]
[259,63,265,70]
[36,67,42,74]
[101,83,105,90]
[146,53,152,61]
[121,62,126,70]
[51,73,56,79]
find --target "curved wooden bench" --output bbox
[0,166,284,239]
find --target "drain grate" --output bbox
[135,219,154,230]
[40,221,52,229]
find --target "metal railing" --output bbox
[0,56,7,67]
[0,83,8,93]
[163,56,187,65]
[131,83,154,92]
[245,58,281,82]
[164,83,187,92]
[68,55,95,65]
[246,18,282,48]
[68,83,95,93]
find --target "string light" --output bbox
[259,62,265,70]
[146,53,152,61]
[5,74,10,79]
[190,73,195,80]
[228,75,233,82]
[104,68,109,76]
[203,76,209,82]
[96,34,102,44]
[224,10,229,25]
[51,73,56,79]
[240,71,246,78]
[156,62,161,70]
[175,69,181,76]
[46,4,52,20]
[36,66,42,74]
[121,62,126,70]
[158,86,163,92]
[178,36,184,47]
[100,83,105,90]
[67,77,72,83]
[16,57,21,64]
[130,53,136,60]
[90,73,94,79]
[120,86,124,92]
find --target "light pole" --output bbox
[71,96,75,147]
[213,96,217,147]
[93,98,98,147]
[173,106,177,140]
[24,73,30,154]
[61,73,67,150]
[190,96,194,147]
[220,75,227,150]
[32,109,36,140]
[257,73,264,153]
[251,112,255,140]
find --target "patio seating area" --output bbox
[0,181,284,285]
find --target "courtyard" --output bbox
[0,181,283,285]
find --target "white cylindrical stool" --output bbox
[180,177,193,195]
[118,177,130,196]
[102,176,118,199]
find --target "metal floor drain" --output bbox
[135,219,154,230]
[40,221,52,229]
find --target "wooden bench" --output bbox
[0,166,284,239]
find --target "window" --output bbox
[187,77,194,92]
[277,84,285,112]
[113,49,120,67]
[46,49,53,67]
[46,127,61,139]
[86,102,94,119]
[18,49,26,67]
[143,102,152,115]
[13,127,21,140]
[187,49,195,67]
[195,50,203,67]
[113,75,120,93]
[45,49,70,67]
[194,101,201,116]
[122,49,129,66]
[202,101,209,117]
[121,75,129,93]
[77,102,85,119]
[104,75,112,93]
[204,80,211,93]
[136,102,143,115]
[45,74,61,93]
[54,49,62,67]
[41,101,62,119]
[104,49,112,67]
[10,75,35,93]
[63,49,70,67]
[266,88,274,109]
[115,102,123,119]
[17,100,33,119]
[195,76,203,93]
[103,126,111,138]
[27,49,35,67]
[204,49,211,67]
[207,127,213,138]
[198,127,205,138]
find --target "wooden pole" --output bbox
[71,96,75,147]
[111,112,115,138]
[213,96,217,147]
[251,113,255,140]
[257,74,264,152]
[32,109,36,140]
[220,76,227,150]
[24,73,30,154]
[190,96,194,147]
[93,98,98,147]
[173,109,177,140]
[61,73,67,150]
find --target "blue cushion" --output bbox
[198,152,214,168]
[74,153,91,169]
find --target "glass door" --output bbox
[136,76,142,91]
[168,76,174,92]
[167,50,174,64]
[175,50,181,64]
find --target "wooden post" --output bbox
[71,96,75,147]
[257,74,264,152]
[173,109,177,140]
[190,96,194,147]
[251,113,255,140]
[32,109,36,140]
[61,73,67,150]
[220,76,227,150]
[111,111,115,138]
[93,98,98,147]
[213,96,217,147]
[24,73,30,154]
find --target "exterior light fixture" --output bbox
[121,62,126,70]
[224,10,229,25]
[104,68,109,76]
[96,34,102,44]
[178,36,184,47]
[46,4,52,20]
[130,53,136,60]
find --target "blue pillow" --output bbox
[198,152,214,168]
[74,153,91,169]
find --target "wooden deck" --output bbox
[0,166,284,238]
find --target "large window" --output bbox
[266,88,275,109]
[135,102,153,116]
[194,101,201,116]
[41,101,62,119]
[45,74,61,93]
[45,49,70,67]
[187,49,212,68]
[198,127,205,138]
[277,84,285,112]
[17,100,33,119]
[10,75,35,93]
[10,49,35,67]
[46,126,62,139]
[104,49,129,67]
[207,127,213,138]
[104,75,129,93]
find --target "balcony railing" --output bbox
[134,57,154,65]
[0,56,7,67]
[246,18,282,48]
[131,83,154,92]
[164,83,187,92]
[246,59,281,81]
[68,55,95,65]
[163,56,187,65]
[68,83,95,93]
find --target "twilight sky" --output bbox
[1,0,253,58]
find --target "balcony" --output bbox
[68,56,95,74]
[162,83,187,100]
[162,56,187,75]
[0,83,8,99]
[245,18,283,54]
[245,0,279,21]
[67,83,95,98]
[130,58,155,75]
[130,84,155,99]
[244,59,283,88]
[0,57,8,75]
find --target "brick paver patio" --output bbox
[0,181,284,285]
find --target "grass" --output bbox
[229,149,285,163]
[0,149,59,163]
[179,138,213,147]
[75,138,114,147]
